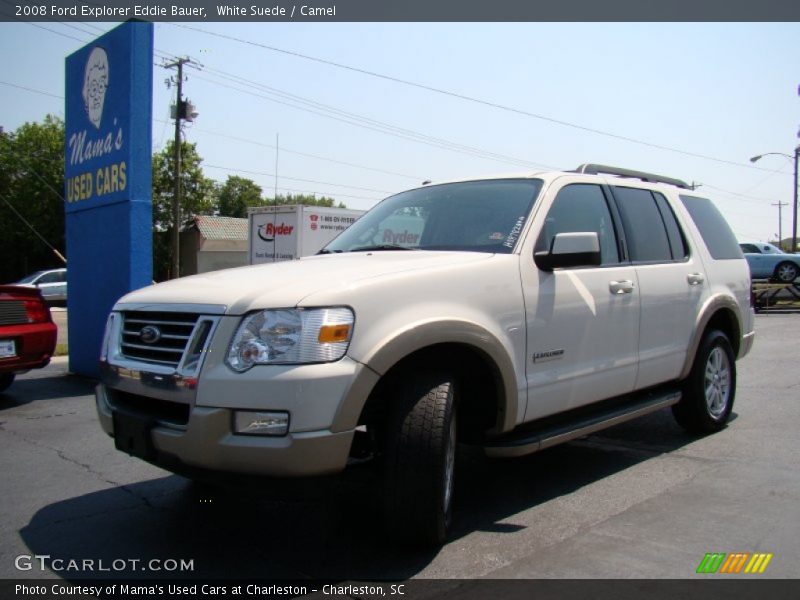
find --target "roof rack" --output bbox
[572,164,690,189]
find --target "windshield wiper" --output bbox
[317,248,343,255]
[349,244,417,252]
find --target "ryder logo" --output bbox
[258,222,295,242]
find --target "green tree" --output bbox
[217,175,263,218]
[151,140,216,280]
[0,115,66,283]
[267,192,346,208]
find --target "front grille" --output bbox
[109,389,191,426]
[0,301,28,325]
[120,311,199,367]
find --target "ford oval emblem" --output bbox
[139,325,162,344]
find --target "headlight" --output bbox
[226,307,354,372]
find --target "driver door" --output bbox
[521,182,639,422]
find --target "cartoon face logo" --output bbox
[82,47,109,129]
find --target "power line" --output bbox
[10,21,548,172]
[174,23,783,174]
[701,184,778,205]
[169,122,422,181]
[11,19,792,180]
[0,135,67,205]
[204,164,384,200]
[22,21,88,44]
[0,81,63,100]
[273,185,380,203]
[191,69,553,170]
[204,163,395,194]
[199,65,556,168]
[0,193,67,264]
[4,122,394,200]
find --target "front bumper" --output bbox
[96,382,355,477]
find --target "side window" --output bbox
[653,192,688,260]
[37,272,60,284]
[613,187,672,263]
[537,184,619,265]
[740,244,760,254]
[680,195,743,260]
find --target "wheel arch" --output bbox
[332,320,518,437]
[679,295,743,380]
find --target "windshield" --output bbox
[17,271,45,284]
[324,179,543,254]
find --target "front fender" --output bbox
[332,319,519,434]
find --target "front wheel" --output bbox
[773,261,799,283]
[383,371,457,546]
[673,329,736,433]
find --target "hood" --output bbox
[115,251,492,315]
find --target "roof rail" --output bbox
[572,164,691,189]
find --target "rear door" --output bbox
[609,186,708,388]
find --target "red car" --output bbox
[0,285,57,392]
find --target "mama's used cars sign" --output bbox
[64,21,153,377]
[65,22,151,211]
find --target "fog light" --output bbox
[233,411,290,436]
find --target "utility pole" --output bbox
[163,57,199,278]
[772,201,788,247]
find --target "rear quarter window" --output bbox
[679,195,743,260]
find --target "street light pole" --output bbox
[750,151,797,252]
[793,145,799,254]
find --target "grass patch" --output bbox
[54,343,68,357]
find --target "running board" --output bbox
[483,389,681,458]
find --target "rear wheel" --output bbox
[383,371,457,546]
[773,261,799,283]
[0,373,15,393]
[673,329,736,433]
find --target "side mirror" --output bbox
[535,232,601,271]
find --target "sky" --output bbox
[1,21,799,243]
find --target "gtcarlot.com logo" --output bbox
[15,554,195,573]
[696,552,773,574]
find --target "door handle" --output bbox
[687,273,705,286]
[609,280,635,294]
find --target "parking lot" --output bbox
[1,314,798,582]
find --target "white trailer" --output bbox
[248,205,365,264]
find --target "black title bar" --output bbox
[2,0,800,22]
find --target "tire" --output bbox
[0,373,15,393]
[773,261,799,283]
[383,371,458,546]
[673,329,736,434]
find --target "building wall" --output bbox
[197,250,248,274]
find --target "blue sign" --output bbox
[64,21,153,377]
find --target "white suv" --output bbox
[96,164,754,545]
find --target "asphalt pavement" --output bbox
[1,314,798,582]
